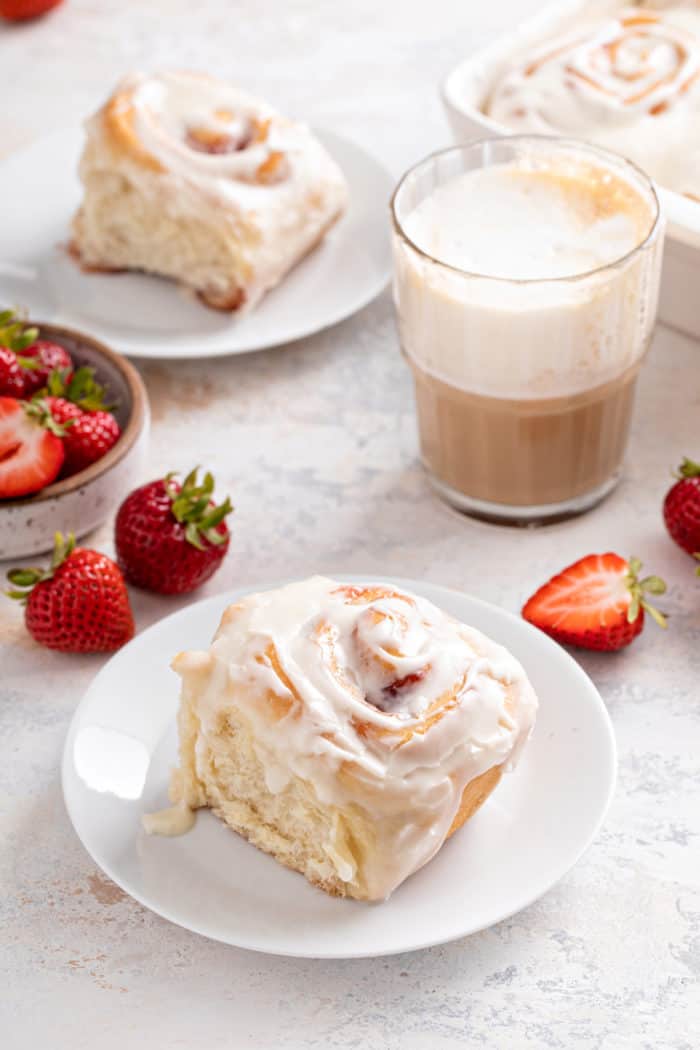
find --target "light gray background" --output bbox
[1,1,698,1047]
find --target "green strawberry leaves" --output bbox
[0,307,39,354]
[165,467,234,551]
[6,532,76,603]
[23,398,71,437]
[676,457,700,480]
[41,365,116,412]
[624,556,668,628]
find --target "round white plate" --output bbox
[62,576,616,958]
[0,129,392,358]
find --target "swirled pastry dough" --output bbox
[72,72,348,310]
[165,577,538,901]
[486,5,700,198]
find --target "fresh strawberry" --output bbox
[19,340,73,397]
[0,310,73,396]
[0,397,64,498]
[36,366,120,478]
[58,409,121,477]
[0,0,63,20]
[663,458,700,567]
[40,364,113,413]
[0,346,27,397]
[522,553,667,652]
[44,395,82,428]
[5,532,134,653]
[115,467,233,594]
[0,309,39,397]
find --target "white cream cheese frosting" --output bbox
[486,4,700,199]
[116,71,342,201]
[73,71,348,311]
[166,577,538,900]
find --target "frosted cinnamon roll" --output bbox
[157,577,537,901]
[486,5,700,198]
[72,72,348,311]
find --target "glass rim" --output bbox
[390,134,663,286]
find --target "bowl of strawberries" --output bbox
[0,311,149,560]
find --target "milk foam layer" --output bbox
[485,4,700,199]
[403,163,651,280]
[393,146,663,398]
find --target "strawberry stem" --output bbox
[23,398,72,437]
[624,556,668,629]
[675,457,700,479]
[37,365,116,413]
[5,532,75,603]
[164,468,233,550]
[0,308,39,353]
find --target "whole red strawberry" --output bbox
[6,532,134,653]
[663,458,700,566]
[0,397,65,498]
[0,310,39,397]
[0,310,73,397]
[60,409,121,476]
[522,553,667,652]
[115,468,233,594]
[38,366,121,477]
[20,340,73,397]
[0,346,27,396]
[45,394,82,428]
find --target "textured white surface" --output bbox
[0,1,698,1047]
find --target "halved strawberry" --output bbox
[0,397,65,498]
[522,553,667,652]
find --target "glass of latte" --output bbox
[391,137,664,525]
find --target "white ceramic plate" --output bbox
[0,129,392,358]
[62,576,616,959]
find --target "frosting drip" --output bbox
[142,801,196,837]
[171,577,538,899]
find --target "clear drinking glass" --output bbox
[391,136,664,525]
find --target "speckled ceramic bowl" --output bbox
[0,323,149,561]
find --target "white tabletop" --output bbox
[1,1,699,1047]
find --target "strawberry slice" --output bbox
[0,397,64,498]
[522,552,667,652]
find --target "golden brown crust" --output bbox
[102,89,164,172]
[66,239,129,275]
[71,235,250,313]
[196,285,247,312]
[447,763,503,838]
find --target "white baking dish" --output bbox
[441,0,700,339]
